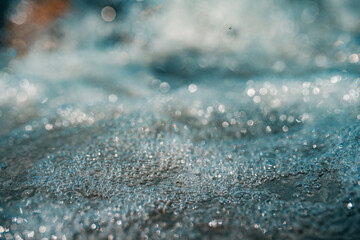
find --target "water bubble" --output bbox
[247,88,256,97]
[282,126,289,132]
[101,7,116,22]
[218,104,226,113]
[253,96,261,103]
[222,121,229,128]
[91,223,97,230]
[160,82,170,93]
[349,54,359,63]
[188,84,198,93]
[265,126,272,133]
[45,124,53,131]
[259,88,268,95]
[39,226,46,233]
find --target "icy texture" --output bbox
[1,72,359,239]
[1,0,360,239]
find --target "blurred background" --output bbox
[0,0,359,137]
[0,0,359,75]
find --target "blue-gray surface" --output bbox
[0,0,360,239]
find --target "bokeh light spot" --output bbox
[101,6,116,22]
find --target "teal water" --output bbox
[1,1,360,239]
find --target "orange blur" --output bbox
[7,0,70,56]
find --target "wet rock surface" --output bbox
[1,72,359,239]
